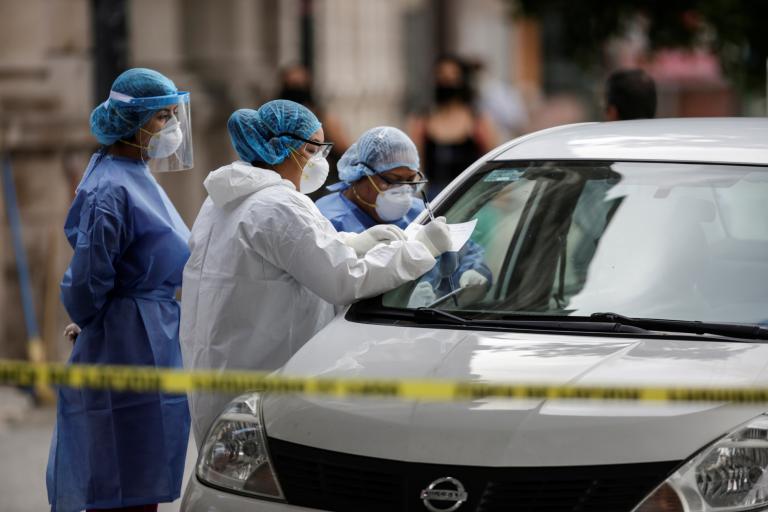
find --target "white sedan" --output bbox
[182,117,768,512]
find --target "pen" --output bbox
[420,190,436,221]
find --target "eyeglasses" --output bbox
[378,170,429,188]
[279,132,334,160]
[357,162,429,189]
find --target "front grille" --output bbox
[268,437,681,512]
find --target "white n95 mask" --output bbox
[375,185,413,221]
[299,157,330,194]
[146,117,184,159]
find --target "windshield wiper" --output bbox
[590,312,768,340]
[411,309,649,333]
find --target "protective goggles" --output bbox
[279,132,334,161]
[357,162,429,192]
[108,90,193,172]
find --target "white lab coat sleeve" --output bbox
[246,196,436,305]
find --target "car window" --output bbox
[381,161,768,325]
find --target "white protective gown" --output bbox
[181,161,437,445]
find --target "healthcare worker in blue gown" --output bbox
[315,126,492,307]
[46,68,194,512]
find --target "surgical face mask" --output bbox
[145,117,183,159]
[298,155,330,194]
[376,186,414,221]
[435,84,470,105]
[365,175,414,221]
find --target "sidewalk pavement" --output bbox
[0,387,34,430]
[0,387,197,512]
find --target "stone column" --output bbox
[314,0,408,137]
[277,0,303,68]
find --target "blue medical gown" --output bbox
[315,192,491,292]
[47,154,191,512]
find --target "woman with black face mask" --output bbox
[407,55,498,200]
[276,63,351,199]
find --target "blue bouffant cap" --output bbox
[227,100,322,165]
[89,68,179,145]
[327,126,419,191]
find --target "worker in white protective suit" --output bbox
[180,100,452,445]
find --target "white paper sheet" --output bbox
[403,219,478,252]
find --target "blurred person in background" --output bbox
[316,126,491,308]
[408,55,497,199]
[48,68,194,512]
[277,62,351,198]
[604,68,657,120]
[180,101,453,445]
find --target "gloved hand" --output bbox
[458,269,489,304]
[340,224,407,257]
[414,217,451,257]
[459,269,488,289]
[407,281,436,308]
[63,323,81,344]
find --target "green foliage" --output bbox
[512,0,768,91]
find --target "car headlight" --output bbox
[196,393,284,500]
[634,414,768,511]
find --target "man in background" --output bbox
[604,69,657,120]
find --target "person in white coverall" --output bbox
[180,100,452,445]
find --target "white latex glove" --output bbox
[407,281,436,308]
[63,323,81,344]
[459,269,488,289]
[458,269,489,304]
[414,217,451,257]
[340,224,407,256]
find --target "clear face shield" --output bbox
[109,90,193,172]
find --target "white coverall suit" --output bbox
[180,161,437,444]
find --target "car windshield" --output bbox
[379,161,768,325]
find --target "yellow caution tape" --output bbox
[3,358,768,403]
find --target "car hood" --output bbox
[263,317,768,466]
